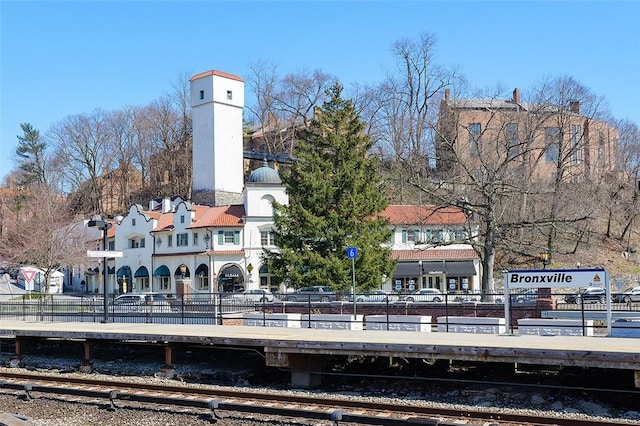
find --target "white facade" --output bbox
[108,177,288,297]
[190,70,245,203]
[242,175,288,289]
[87,68,479,298]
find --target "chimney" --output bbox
[570,101,580,114]
[512,88,520,105]
[444,89,450,101]
[162,198,172,213]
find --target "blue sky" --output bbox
[1,1,639,181]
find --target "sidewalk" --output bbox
[0,275,25,301]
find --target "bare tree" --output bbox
[142,96,192,200]
[368,32,462,203]
[105,107,140,213]
[246,64,337,158]
[0,183,89,293]
[48,110,114,214]
[425,86,543,293]
[611,118,640,250]
[527,75,611,260]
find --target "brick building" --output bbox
[436,88,619,183]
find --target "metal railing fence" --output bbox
[0,290,637,336]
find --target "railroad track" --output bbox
[0,371,633,426]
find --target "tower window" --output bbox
[227,90,232,100]
[199,90,204,100]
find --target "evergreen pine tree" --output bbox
[16,122,47,186]
[267,83,395,291]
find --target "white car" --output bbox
[113,294,147,306]
[621,286,640,303]
[227,289,275,303]
[402,288,443,302]
[351,290,398,303]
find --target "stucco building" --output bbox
[84,69,480,297]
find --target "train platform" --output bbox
[0,320,638,388]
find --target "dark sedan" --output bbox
[564,287,606,304]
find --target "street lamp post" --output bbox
[539,249,549,270]
[418,260,423,289]
[88,216,112,323]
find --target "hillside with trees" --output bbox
[2,33,639,284]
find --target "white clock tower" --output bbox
[189,70,245,206]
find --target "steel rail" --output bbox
[0,372,634,426]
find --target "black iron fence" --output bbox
[0,290,637,336]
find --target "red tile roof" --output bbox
[393,248,478,261]
[189,69,244,82]
[106,222,116,238]
[188,205,244,228]
[381,205,467,225]
[144,204,245,232]
[155,213,175,231]
[211,250,245,256]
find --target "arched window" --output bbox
[194,263,209,291]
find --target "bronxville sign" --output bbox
[503,267,613,335]
[505,268,607,289]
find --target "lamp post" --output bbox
[539,249,549,270]
[418,260,423,289]
[87,216,112,323]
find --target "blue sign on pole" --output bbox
[346,247,357,259]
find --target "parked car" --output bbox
[512,289,538,304]
[226,289,275,303]
[350,290,397,303]
[448,291,480,302]
[284,286,337,302]
[113,293,172,310]
[564,287,607,304]
[618,286,640,304]
[402,288,443,302]
[146,293,172,306]
[114,294,147,306]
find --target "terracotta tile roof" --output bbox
[393,248,478,261]
[188,205,244,228]
[381,205,467,225]
[106,222,116,238]
[210,250,245,256]
[155,213,175,231]
[189,69,244,82]
[143,204,245,232]
[145,211,161,220]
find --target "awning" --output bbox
[445,261,476,277]
[393,262,448,277]
[421,261,447,275]
[134,266,149,278]
[153,265,170,277]
[116,266,131,278]
[393,263,422,278]
[195,264,208,276]
[220,265,242,278]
